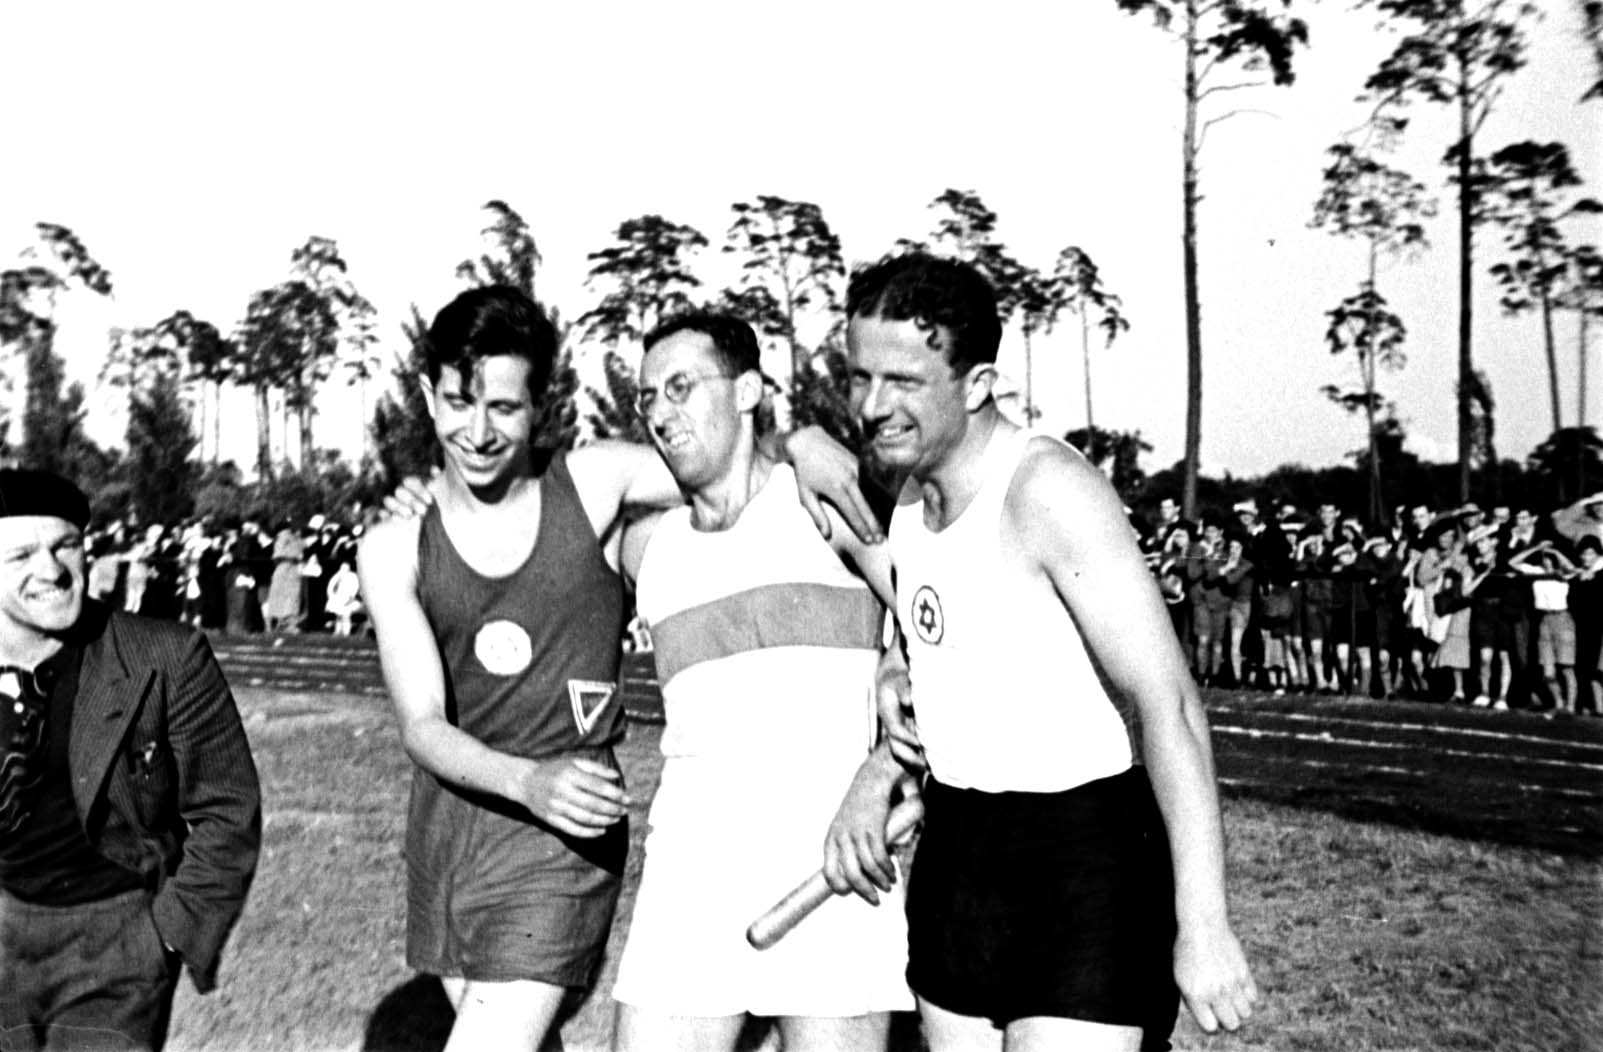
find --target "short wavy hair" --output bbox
[644,311,761,376]
[846,252,1002,373]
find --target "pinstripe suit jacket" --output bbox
[66,600,261,993]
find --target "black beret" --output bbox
[0,469,91,529]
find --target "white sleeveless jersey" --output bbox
[636,463,882,762]
[890,428,1134,792]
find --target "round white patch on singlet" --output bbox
[473,620,533,675]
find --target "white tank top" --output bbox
[636,463,882,763]
[890,427,1135,792]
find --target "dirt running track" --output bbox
[209,633,1603,858]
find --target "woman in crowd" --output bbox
[1427,524,1484,704]
[1467,529,1514,710]
[267,519,307,633]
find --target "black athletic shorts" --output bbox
[906,768,1180,1050]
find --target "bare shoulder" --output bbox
[1006,436,1127,544]
[566,439,653,478]
[357,514,422,582]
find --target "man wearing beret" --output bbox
[0,469,261,1051]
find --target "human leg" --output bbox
[1333,639,1352,694]
[1491,648,1512,709]
[1285,633,1306,690]
[408,784,625,1052]
[1227,602,1251,686]
[1472,646,1494,707]
[777,1012,892,1052]
[918,998,1002,1052]
[1005,1015,1143,1052]
[613,1006,745,1052]
[1305,637,1327,691]
[444,978,566,1052]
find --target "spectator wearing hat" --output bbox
[0,468,260,1049]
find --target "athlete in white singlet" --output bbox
[824,254,1258,1052]
[892,425,1135,793]
[611,313,912,1052]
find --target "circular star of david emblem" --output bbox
[910,585,945,645]
[474,620,533,676]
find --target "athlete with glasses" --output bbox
[611,311,913,1052]
[360,287,880,1052]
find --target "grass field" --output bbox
[167,687,1603,1052]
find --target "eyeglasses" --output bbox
[633,371,735,417]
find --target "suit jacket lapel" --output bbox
[69,616,151,818]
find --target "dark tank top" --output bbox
[416,453,627,757]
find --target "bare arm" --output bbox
[1007,440,1256,1034]
[357,519,628,837]
[619,511,664,589]
[780,426,883,544]
[566,440,684,537]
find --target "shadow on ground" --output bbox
[359,975,924,1052]
[361,976,453,1052]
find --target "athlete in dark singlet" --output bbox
[361,286,883,1051]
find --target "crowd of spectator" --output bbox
[80,487,1603,718]
[1141,492,1603,717]
[84,513,367,637]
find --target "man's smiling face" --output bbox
[0,516,86,640]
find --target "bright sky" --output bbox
[2,1,1599,480]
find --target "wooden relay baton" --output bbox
[745,797,925,951]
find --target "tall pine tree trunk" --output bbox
[1582,309,1591,430]
[1540,282,1560,430]
[1455,54,1475,503]
[1181,3,1204,519]
[1023,328,1035,423]
[254,382,272,480]
[1364,247,1383,525]
[299,402,314,471]
[1081,307,1095,435]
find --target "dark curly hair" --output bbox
[424,285,559,397]
[846,252,1002,374]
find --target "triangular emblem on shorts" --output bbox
[568,680,616,735]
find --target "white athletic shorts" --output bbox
[612,754,913,1018]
